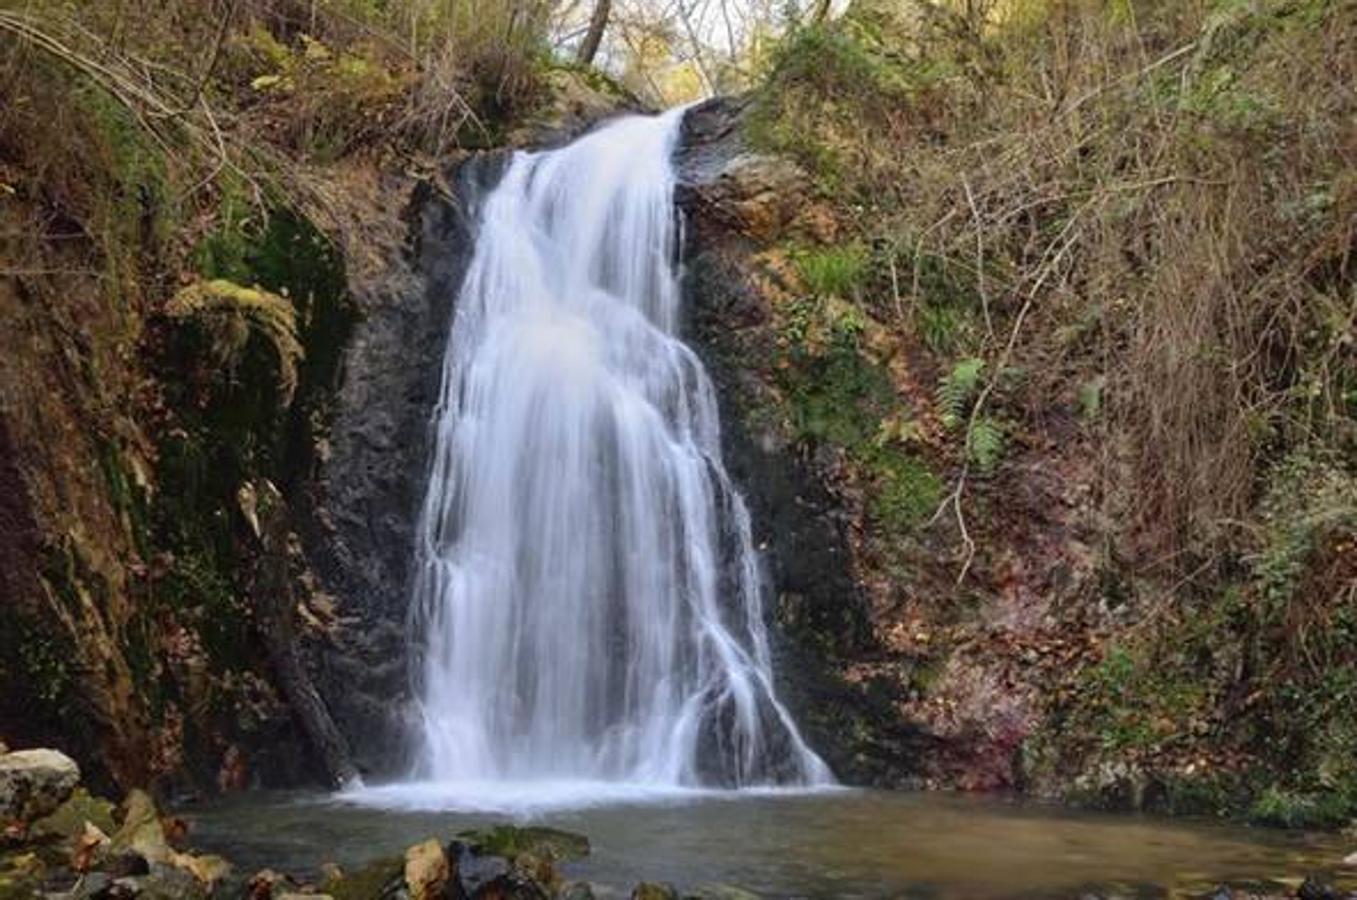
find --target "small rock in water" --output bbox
[1297,876,1340,900]
[404,838,450,900]
[69,870,113,899]
[248,867,296,899]
[687,886,762,900]
[323,855,404,900]
[510,850,560,894]
[559,882,597,900]
[0,748,81,822]
[1342,851,1357,867]
[455,825,590,863]
[453,845,509,896]
[631,883,680,900]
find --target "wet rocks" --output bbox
[0,748,80,823]
[0,759,235,900]
[404,839,449,900]
[315,826,593,900]
[630,884,679,900]
[452,827,590,866]
[29,790,116,843]
[322,854,405,900]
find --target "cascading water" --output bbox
[404,107,830,799]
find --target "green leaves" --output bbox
[936,356,984,429]
[966,416,1005,473]
[936,357,1007,472]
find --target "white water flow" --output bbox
[404,107,831,801]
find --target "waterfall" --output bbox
[406,107,831,796]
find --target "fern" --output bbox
[936,357,984,429]
[966,416,1006,473]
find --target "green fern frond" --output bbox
[936,356,984,428]
[966,416,1006,472]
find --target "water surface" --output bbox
[183,787,1350,898]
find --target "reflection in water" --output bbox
[183,788,1348,898]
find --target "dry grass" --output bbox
[755,0,1356,576]
[749,0,1357,805]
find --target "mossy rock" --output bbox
[0,852,45,900]
[631,883,679,900]
[29,788,117,840]
[685,886,762,900]
[322,855,404,900]
[454,825,590,863]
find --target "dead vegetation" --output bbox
[748,0,1357,816]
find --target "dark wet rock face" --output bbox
[675,98,936,786]
[304,155,509,778]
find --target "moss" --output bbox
[323,855,403,900]
[1249,785,1357,830]
[94,437,152,558]
[782,341,896,450]
[868,452,943,533]
[454,825,591,863]
[72,83,178,293]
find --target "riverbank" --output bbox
[7,746,1357,899]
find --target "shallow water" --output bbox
[181,786,1351,898]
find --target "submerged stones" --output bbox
[315,825,594,900]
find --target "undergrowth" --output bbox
[748,0,1357,820]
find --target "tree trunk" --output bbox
[239,480,359,789]
[576,0,611,65]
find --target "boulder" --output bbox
[323,855,405,900]
[105,789,228,889]
[109,790,170,866]
[452,843,509,896]
[453,826,590,864]
[121,862,208,900]
[67,870,113,899]
[470,871,550,900]
[248,867,297,899]
[0,748,80,822]
[403,838,449,900]
[30,788,117,840]
[171,851,231,888]
[509,851,558,895]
